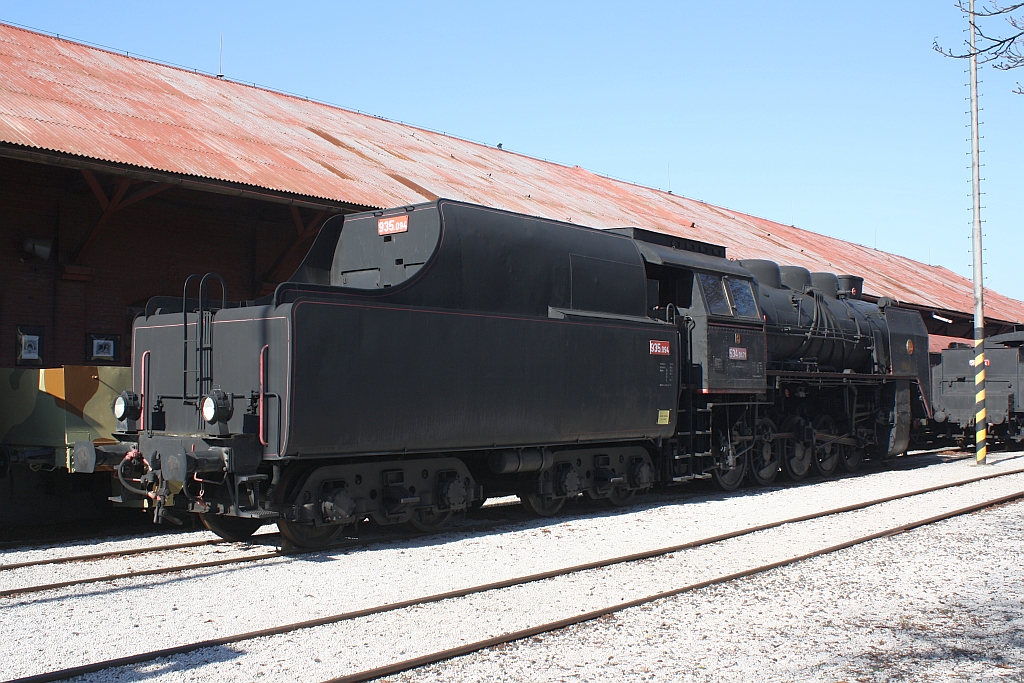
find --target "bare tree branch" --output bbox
[935,1,1024,81]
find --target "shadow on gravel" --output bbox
[11,562,288,607]
[87,645,247,681]
[845,599,1024,680]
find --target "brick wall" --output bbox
[0,156,321,368]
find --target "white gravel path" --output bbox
[2,453,1022,682]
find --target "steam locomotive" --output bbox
[78,200,932,547]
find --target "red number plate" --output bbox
[377,214,409,236]
[650,340,671,355]
[728,347,748,361]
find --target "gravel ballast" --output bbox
[391,495,1024,682]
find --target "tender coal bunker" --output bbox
[569,253,646,315]
[331,209,441,289]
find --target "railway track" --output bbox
[9,466,1024,683]
[0,457,1013,599]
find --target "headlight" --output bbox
[201,389,233,424]
[112,391,141,421]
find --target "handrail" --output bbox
[259,345,269,447]
[196,273,227,403]
[140,350,150,432]
[181,274,199,405]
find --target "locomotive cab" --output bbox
[610,227,767,395]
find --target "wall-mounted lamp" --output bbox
[932,313,954,325]
[23,238,53,260]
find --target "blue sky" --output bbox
[3,1,1022,302]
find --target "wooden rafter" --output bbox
[74,171,172,264]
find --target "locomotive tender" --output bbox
[78,200,932,547]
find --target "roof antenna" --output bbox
[217,31,224,78]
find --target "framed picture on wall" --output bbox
[16,326,43,366]
[86,333,120,363]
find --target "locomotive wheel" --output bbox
[407,508,454,533]
[604,487,636,507]
[811,415,840,477]
[748,418,780,487]
[199,513,265,542]
[841,446,865,472]
[521,493,565,517]
[712,454,747,491]
[781,416,812,480]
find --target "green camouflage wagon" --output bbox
[0,366,131,477]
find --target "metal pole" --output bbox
[969,0,988,465]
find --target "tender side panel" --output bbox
[288,300,678,456]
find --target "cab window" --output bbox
[698,273,732,316]
[726,278,759,319]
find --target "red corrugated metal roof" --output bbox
[1,23,1021,323]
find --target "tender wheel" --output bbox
[841,445,865,472]
[781,415,812,481]
[811,415,840,477]
[273,464,345,549]
[604,488,636,507]
[407,508,454,533]
[748,418,780,487]
[199,513,264,542]
[521,493,565,517]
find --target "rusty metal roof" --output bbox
[1,22,1021,323]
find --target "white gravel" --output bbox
[392,494,1024,683]
[1,452,1022,682]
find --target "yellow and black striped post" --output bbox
[968,1,987,466]
[974,330,987,465]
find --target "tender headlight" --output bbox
[201,389,233,424]
[112,391,141,421]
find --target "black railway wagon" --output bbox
[931,331,1024,446]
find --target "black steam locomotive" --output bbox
[78,200,932,547]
